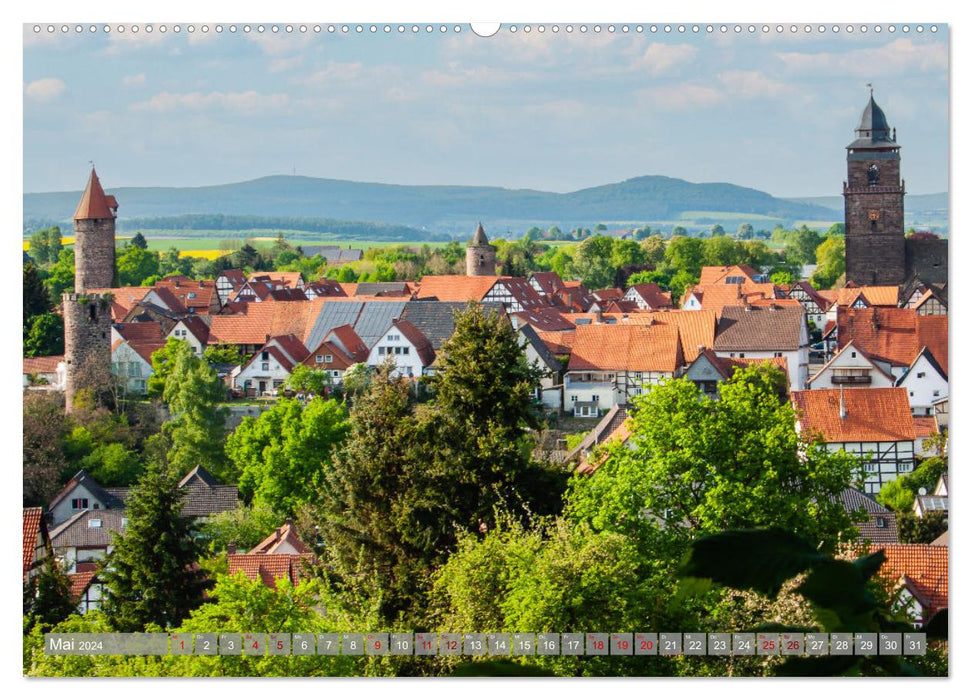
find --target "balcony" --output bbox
[832,374,872,385]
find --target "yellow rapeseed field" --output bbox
[23,236,75,251]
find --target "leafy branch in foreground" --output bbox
[679,528,947,676]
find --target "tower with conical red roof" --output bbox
[843,89,906,285]
[466,222,496,276]
[63,167,117,412]
[73,167,118,291]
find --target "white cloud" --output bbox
[102,29,168,54]
[122,73,147,87]
[717,70,792,99]
[631,43,698,76]
[130,90,290,114]
[292,61,364,86]
[268,56,304,74]
[246,31,314,56]
[421,62,526,88]
[636,83,724,111]
[777,39,947,77]
[24,77,66,101]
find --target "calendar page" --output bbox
[21,8,949,684]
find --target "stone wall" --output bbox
[63,292,113,413]
[73,218,115,291]
[466,244,497,276]
[906,238,949,285]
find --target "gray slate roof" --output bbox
[50,509,127,548]
[713,305,806,352]
[399,301,503,350]
[354,282,411,296]
[303,300,409,351]
[839,488,899,545]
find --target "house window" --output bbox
[325,355,333,363]
[261,351,269,361]
[739,353,745,358]
[88,519,102,529]
[851,352,857,358]
[331,370,340,378]
[378,347,386,356]
[262,363,270,371]
[774,352,783,358]
[570,395,578,403]
[394,347,402,355]
[403,347,410,355]
[316,355,324,364]
[933,390,940,397]
[876,517,887,528]
[71,498,89,510]
[592,394,600,402]
[917,372,926,379]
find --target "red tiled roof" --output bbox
[304,340,356,370]
[913,416,939,439]
[74,168,117,220]
[23,507,44,580]
[208,299,314,346]
[23,355,63,374]
[684,282,779,317]
[835,285,900,307]
[576,420,633,475]
[698,264,759,286]
[152,276,219,312]
[326,324,369,362]
[512,307,575,332]
[227,553,313,589]
[869,543,948,616]
[619,310,717,363]
[838,307,948,374]
[529,271,565,295]
[536,330,575,355]
[114,322,168,363]
[568,323,683,373]
[416,275,500,302]
[250,520,312,555]
[394,319,436,367]
[68,570,98,601]
[593,288,624,301]
[792,388,916,443]
[88,286,151,319]
[625,283,674,309]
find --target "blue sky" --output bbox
[23,24,949,197]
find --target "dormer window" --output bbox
[876,517,887,528]
[71,498,89,510]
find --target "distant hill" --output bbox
[24,174,842,237]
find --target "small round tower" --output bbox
[466,222,496,276]
[73,167,118,291]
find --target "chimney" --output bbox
[227,542,237,555]
[839,387,847,420]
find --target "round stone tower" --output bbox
[466,222,497,276]
[73,167,118,291]
[63,167,117,412]
[63,292,113,412]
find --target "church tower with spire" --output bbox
[843,89,906,285]
[466,222,497,276]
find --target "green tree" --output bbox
[572,236,616,289]
[203,344,245,366]
[567,367,859,554]
[811,236,846,289]
[81,442,142,486]
[45,248,75,298]
[197,503,284,553]
[703,235,741,266]
[24,313,64,357]
[784,225,823,265]
[24,555,76,629]
[632,225,652,240]
[640,234,666,264]
[771,270,795,286]
[23,262,51,323]
[341,363,372,397]
[128,232,148,249]
[671,225,689,238]
[285,364,332,396]
[23,392,69,507]
[897,511,948,544]
[668,270,699,303]
[116,246,160,286]
[99,458,208,631]
[626,270,671,289]
[609,238,647,270]
[740,240,774,270]
[160,340,229,479]
[737,223,755,239]
[28,226,63,266]
[664,236,705,276]
[710,224,726,237]
[159,248,192,277]
[826,223,845,237]
[226,397,349,516]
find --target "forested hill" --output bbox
[24,174,839,235]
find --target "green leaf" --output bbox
[922,609,947,640]
[796,560,878,620]
[450,661,557,677]
[853,550,886,583]
[680,528,825,597]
